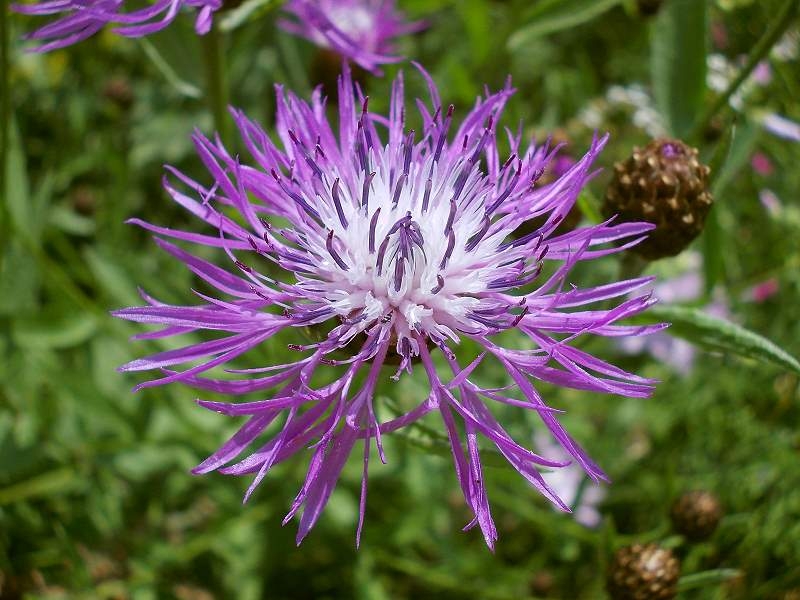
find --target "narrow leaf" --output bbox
[12,312,98,349]
[643,304,800,376]
[508,0,623,49]
[576,189,603,224]
[678,569,742,592]
[6,119,32,239]
[651,0,708,137]
[711,119,760,197]
[703,120,760,294]
[139,38,203,99]
[0,468,79,505]
[219,0,276,32]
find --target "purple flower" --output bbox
[114,66,660,548]
[761,113,800,143]
[279,0,424,74]
[12,0,222,52]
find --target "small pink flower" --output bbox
[711,21,728,50]
[751,152,774,176]
[744,279,779,303]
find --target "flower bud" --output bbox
[670,490,722,541]
[607,543,680,600]
[603,139,713,260]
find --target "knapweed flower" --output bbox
[115,65,660,548]
[12,0,221,52]
[279,0,423,74]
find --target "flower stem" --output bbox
[201,24,231,146]
[689,0,799,141]
[1,0,10,221]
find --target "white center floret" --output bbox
[296,143,510,356]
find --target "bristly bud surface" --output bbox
[603,139,713,260]
[607,543,680,600]
[670,490,722,541]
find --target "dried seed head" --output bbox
[607,543,680,600]
[670,490,722,541]
[603,139,713,260]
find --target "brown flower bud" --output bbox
[670,490,722,541]
[603,139,713,260]
[607,543,680,600]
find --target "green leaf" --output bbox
[702,206,723,295]
[0,241,40,315]
[678,569,742,592]
[0,468,80,505]
[219,0,277,32]
[458,0,491,63]
[507,0,623,49]
[644,304,800,376]
[576,188,603,224]
[651,0,709,137]
[139,36,203,99]
[711,119,760,197]
[12,311,97,349]
[6,118,32,240]
[48,204,96,237]
[703,120,760,294]
[84,248,143,307]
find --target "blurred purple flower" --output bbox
[761,113,800,143]
[12,0,221,51]
[759,189,782,216]
[751,60,772,85]
[549,152,576,180]
[114,65,660,548]
[279,0,424,74]
[535,432,605,528]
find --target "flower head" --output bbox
[279,0,423,74]
[115,65,661,548]
[12,0,221,51]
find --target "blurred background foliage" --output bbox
[1,0,800,598]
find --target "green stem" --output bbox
[689,0,799,141]
[201,24,231,146]
[1,0,10,224]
